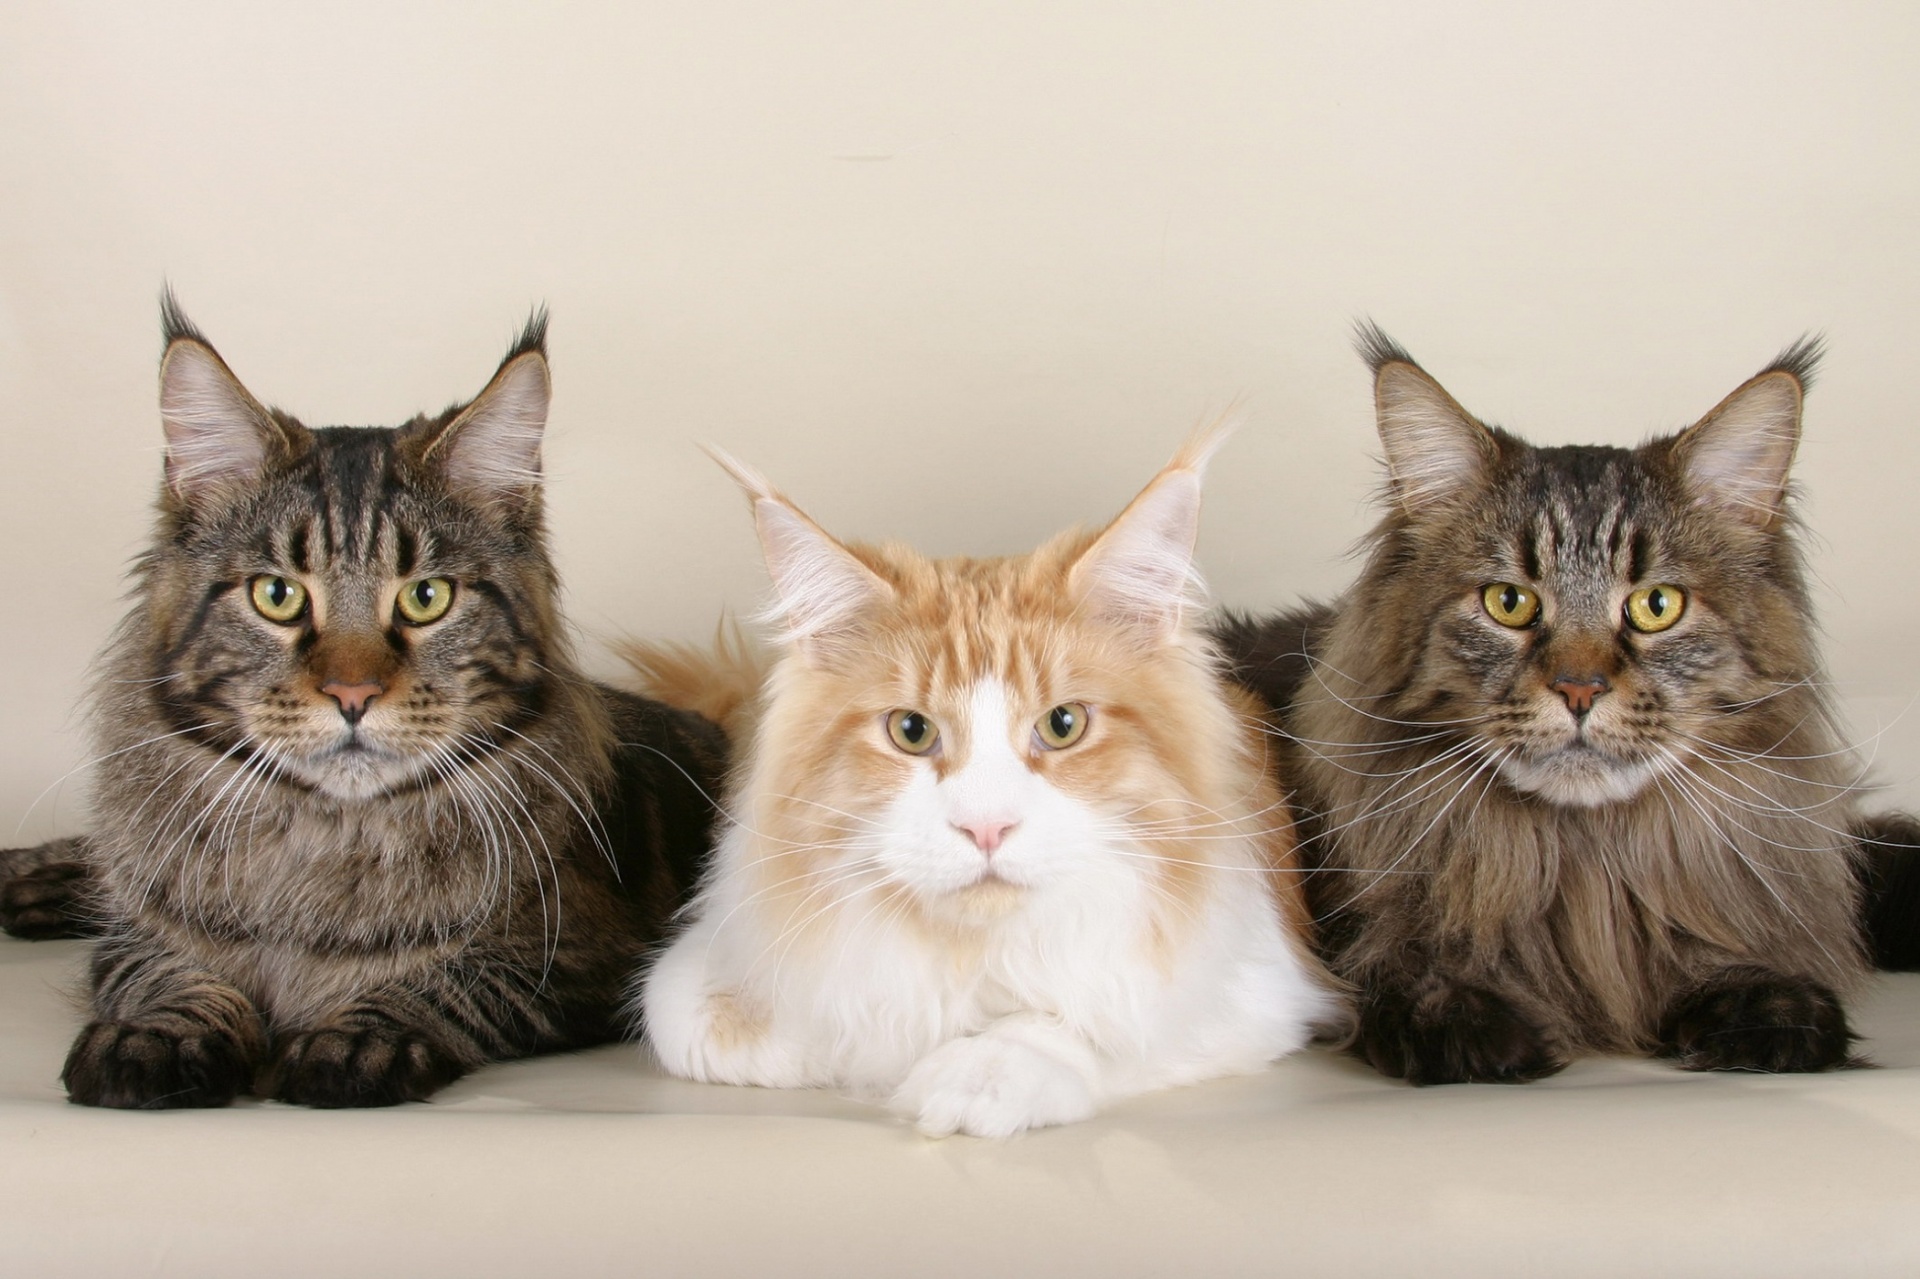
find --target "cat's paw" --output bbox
[1659,969,1856,1073]
[890,1034,1097,1138]
[62,1018,254,1109]
[267,1024,465,1107]
[1358,981,1565,1086]
[0,859,96,939]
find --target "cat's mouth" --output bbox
[272,731,432,800]
[322,728,407,762]
[945,873,1026,917]
[1499,739,1663,808]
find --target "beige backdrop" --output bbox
[4,1,1918,834]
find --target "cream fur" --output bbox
[636,440,1341,1137]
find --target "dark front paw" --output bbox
[1358,981,1565,1086]
[267,1024,465,1108]
[1,860,98,939]
[1659,969,1856,1073]
[62,1019,254,1109]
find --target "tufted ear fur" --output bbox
[423,337,549,515]
[158,320,294,508]
[1672,340,1817,528]
[1354,323,1499,515]
[1067,424,1224,641]
[708,447,893,657]
[1372,379,1497,522]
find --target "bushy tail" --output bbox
[1857,811,1920,970]
[615,617,769,745]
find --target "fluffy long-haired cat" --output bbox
[626,433,1343,1137]
[0,298,725,1108]
[1215,328,1893,1084]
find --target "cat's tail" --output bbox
[1856,811,1920,970]
[616,617,769,745]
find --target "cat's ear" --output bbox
[1067,425,1222,640]
[422,314,550,513]
[1359,324,1499,515]
[707,447,893,654]
[157,304,297,507]
[1671,339,1817,528]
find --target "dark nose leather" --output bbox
[1551,675,1609,717]
[320,681,385,724]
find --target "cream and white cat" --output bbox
[630,432,1343,1137]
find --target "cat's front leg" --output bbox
[266,1011,468,1108]
[1356,975,1565,1086]
[0,836,102,940]
[890,1014,1101,1138]
[1658,965,1856,1073]
[64,937,268,1109]
[261,962,525,1108]
[640,928,814,1088]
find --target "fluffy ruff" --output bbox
[633,437,1343,1136]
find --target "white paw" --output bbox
[890,1033,1097,1138]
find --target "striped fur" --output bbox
[1216,332,1876,1084]
[0,303,725,1108]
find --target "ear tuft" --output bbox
[429,350,549,512]
[1673,364,1804,527]
[1760,333,1823,390]
[159,284,210,349]
[1353,318,1418,376]
[1371,353,1498,515]
[504,305,549,363]
[158,335,286,506]
[703,444,781,508]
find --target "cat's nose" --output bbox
[321,680,385,725]
[1551,675,1609,717]
[953,819,1018,855]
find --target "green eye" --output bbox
[885,709,939,756]
[1482,582,1541,628]
[1036,702,1090,750]
[396,577,455,625]
[249,575,308,624]
[1625,584,1686,633]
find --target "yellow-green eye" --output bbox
[396,577,455,625]
[249,575,308,624]
[1625,584,1686,633]
[1482,582,1540,628]
[885,709,939,756]
[1036,702,1091,750]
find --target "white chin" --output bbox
[290,749,426,801]
[1498,750,1660,808]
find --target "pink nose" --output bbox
[954,819,1018,854]
[1551,675,1609,717]
[320,681,385,723]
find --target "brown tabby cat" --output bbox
[0,298,725,1108]
[1216,328,1883,1084]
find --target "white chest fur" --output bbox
[640,679,1337,1137]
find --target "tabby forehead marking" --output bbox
[1213,331,1868,1078]
[38,303,731,1112]
[312,430,393,560]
